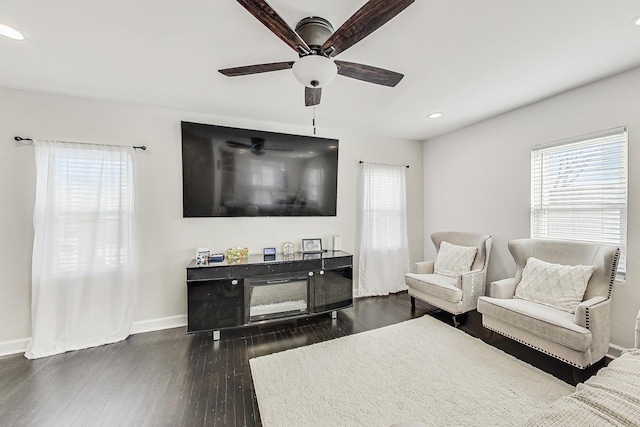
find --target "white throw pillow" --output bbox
[434,241,478,277]
[514,257,596,314]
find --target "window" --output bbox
[34,142,136,274]
[531,127,628,277]
[28,140,137,359]
[358,162,410,296]
[362,163,407,250]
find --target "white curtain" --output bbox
[25,140,136,359]
[358,162,409,296]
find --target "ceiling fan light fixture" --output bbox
[0,23,24,40]
[292,54,338,88]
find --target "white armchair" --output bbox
[477,238,619,369]
[405,231,492,326]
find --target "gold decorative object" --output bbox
[282,242,295,255]
[227,247,249,261]
[227,257,249,265]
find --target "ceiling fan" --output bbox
[226,137,292,156]
[219,0,415,107]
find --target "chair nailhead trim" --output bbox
[608,249,620,298]
[482,323,589,369]
[585,307,590,329]
[482,237,490,270]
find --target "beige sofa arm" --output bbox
[575,297,611,363]
[488,277,519,299]
[459,269,485,290]
[415,260,434,274]
[574,297,608,328]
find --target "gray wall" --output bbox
[423,66,640,349]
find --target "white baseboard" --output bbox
[607,343,627,359]
[0,338,30,357]
[130,314,187,335]
[0,315,188,358]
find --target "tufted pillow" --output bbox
[514,257,596,314]
[434,241,478,277]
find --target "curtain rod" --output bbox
[359,160,409,168]
[14,136,147,151]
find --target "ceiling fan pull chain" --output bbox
[313,106,317,135]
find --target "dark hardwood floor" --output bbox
[0,292,601,426]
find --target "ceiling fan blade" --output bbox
[335,60,404,87]
[322,0,414,57]
[226,140,252,148]
[305,87,321,106]
[219,61,294,77]
[236,0,309,52]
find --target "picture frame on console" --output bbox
[302,238,323,253]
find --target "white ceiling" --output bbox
[2,0,640,140]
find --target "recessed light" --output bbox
[427,112,443,119]
[634,15,640,26]
[0,23,24,40]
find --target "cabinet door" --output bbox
[312,267,353,313]
[187,279,244,332]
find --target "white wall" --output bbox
[423,66,640,349]
[0,87,423,347]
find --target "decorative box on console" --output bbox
[196,247,210,265]
[227,247,249,261]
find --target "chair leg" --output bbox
[410,296,416,311]
[485,329,494,341]
[452,315,460,328]
[571,367,586,386]
[451,313,467,328]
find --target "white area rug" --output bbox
[250,315,574,427]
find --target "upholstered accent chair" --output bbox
[477,238,619,369]
[405,231,492,326]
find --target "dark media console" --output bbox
[186,251,353,340]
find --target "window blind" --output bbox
[531,127,628,277]
[42,144,135,274]
[362,163,406,250]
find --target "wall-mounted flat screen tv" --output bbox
[181,122,339,217]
